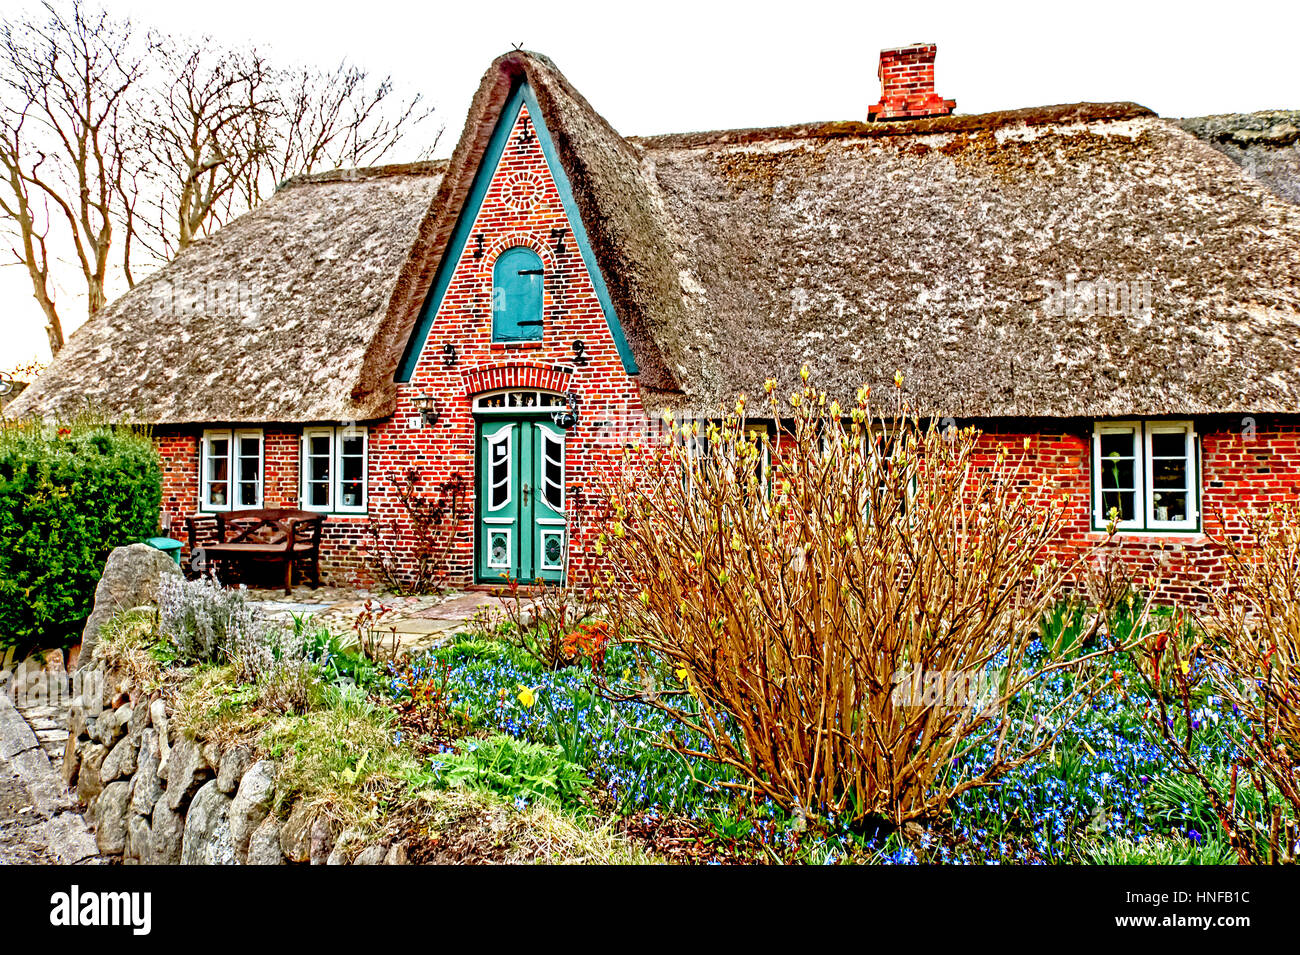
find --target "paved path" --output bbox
[247,588,512,655]
[0,693,100,865]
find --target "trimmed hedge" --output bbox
[0,420,161,652]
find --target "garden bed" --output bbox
[72,586,1279,866]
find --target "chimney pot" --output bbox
[868,42,956,121]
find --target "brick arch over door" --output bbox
[460,361,573,397]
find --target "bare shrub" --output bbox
[598,374,1129,830]
[1136,505,1300,863]
[364,469,466,595]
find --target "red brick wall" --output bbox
[153,101,656,591]
[968,418,1300,603]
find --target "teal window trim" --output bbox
[396,80,639,381]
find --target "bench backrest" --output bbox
[188,508,325,551]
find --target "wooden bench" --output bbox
[184,509,325,595]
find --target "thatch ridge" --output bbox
[1176,111,1300,205]
[629,102,1156,150]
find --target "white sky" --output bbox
[3,0,1299,370]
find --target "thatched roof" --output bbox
[8,162,445,424]
[1177,111,1300,205]
[12,50,1300,423]
[632,108,1300,417]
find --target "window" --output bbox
[1092,421,1198,531]
[473,390,566,412]
[492,246,544,342]
[300,426,368,513]
[200,429,263,511]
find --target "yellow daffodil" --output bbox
[516,684,539,708]
[675,666,690,682]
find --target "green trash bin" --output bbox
[146,536,183,567]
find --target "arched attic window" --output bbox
[492,246,544,342]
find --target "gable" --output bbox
[395,81,638,381]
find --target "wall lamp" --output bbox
[412,393,441,427]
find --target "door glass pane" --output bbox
[488,530,511,569]
[542,431,563,510]
[489,433,511,510]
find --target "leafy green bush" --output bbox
[437,734,589,809]
[0,419,161,652]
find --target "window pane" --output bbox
[207,482,228,507]
[239,436,260,457]
[238,482,258,506]
[1151,457,1186,490]
[1099,457,1135,490]
[1150,431,1186,458]
[309,482,329,507]
[341,434,364,458]
[237,453,259,483]
[1101,490,1136,522]
[1099,431,1135,459]
[207,440,229,482]
[1151,491,1187,523]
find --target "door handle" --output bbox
[522,482,530,506]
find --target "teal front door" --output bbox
[476,417,566,583]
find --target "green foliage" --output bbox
[436,734,589,810]
[0,418,161,651]
[301,622,382,692]
[1080,834,1238,865]
[157,576,258,665]
[262,684,416,815]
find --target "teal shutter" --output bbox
[492,247,544,341]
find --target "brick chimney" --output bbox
[868,43,956,121]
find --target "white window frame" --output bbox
[199,429,263,512]
[1092,420,1198,532]
[299,425,368,514]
